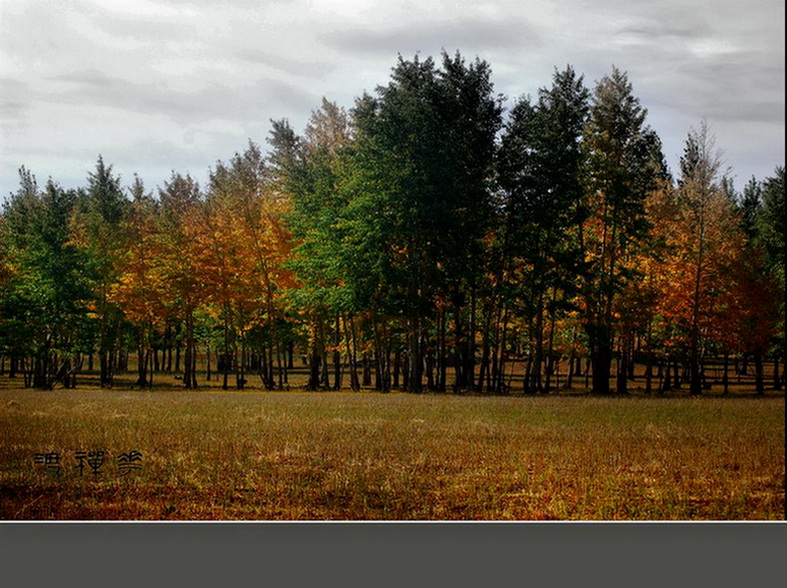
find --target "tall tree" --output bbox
[207,141,296,389]
[672,121,741,395]
[1,170,92,388]
[70,156,130,387]
[109,176,165,387]
[279,100,356,390]
[157,172,203,389]
[758,167,785,388]
[498,65,589,393]
[580,67,664,395]
[739,176,762,240]
[344,51,502,392]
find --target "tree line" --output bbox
[1,52,783,395]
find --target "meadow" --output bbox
[1,375,783,521]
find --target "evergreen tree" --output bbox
[1,170,92,388]
[580,67,664,395]
[343,51,502,392]
[498,65,589,393]
[71,156,130,387]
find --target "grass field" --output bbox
[0,381,784,520]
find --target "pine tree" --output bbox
[580,67,664,395]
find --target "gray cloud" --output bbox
[321,14,541,56]
[45,69,318,126]
[235,49,337,79]
[0,0,783,200]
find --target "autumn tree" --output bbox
[109,176,165,387]
[207,141,295,389]
[157,172,203,389]
[667,122,744,395]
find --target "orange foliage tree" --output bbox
[206,141,296,389]
[108,176,167,387]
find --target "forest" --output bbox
[0,52,784,396]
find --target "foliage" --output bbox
[0,55,782,395]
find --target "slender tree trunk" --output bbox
[566,350,575,390]
[644,326,653,395]
[589,322,612,395]
[453,302,467,392]
[533,291,545,394]
[136,342,147,387]
[393,348,400,389]
[468,286,477,390]
[616,336,629,395]
[183,307,197,389]
[544,291,557,394]
[477,310,490,394]
[320,318,329,389]
[342,314,360,391]
[333,313,342,390]
[237,335,247,390]
[146,348,153,389]
[222,318,230,390]
[206,343,211,382]
[407,308,422,393]
[438,307,447,392]
[754,351,765,395]
[307,313,322,390]
[497,308,509,395]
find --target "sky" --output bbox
[1,0,784,202]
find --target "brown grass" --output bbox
[0,385,783,520]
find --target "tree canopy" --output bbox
[1,54,783,395]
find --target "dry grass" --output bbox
[0,386,783,520]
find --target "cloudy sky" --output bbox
[1,0,784,201]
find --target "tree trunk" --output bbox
[438,307,447,392]
[754,351,765,395]
[689,339,702,396]
[453,302,468,391]
[773,356,781,391]
[183,307,197,389]
[136,343,148,387]
[407,309,422,393]
[333,313,342,390]
[307,313,322,390]
[616,337,628,395]
[342,314,360,391]
[589,323,612,395]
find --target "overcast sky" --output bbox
[1,0,784,202]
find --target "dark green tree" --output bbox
[757,166,785,389]
[739,176,762,239]
[498,65,590,393]
[580,67,665,395]
[343,51,502,392]
[1,169,93,388]
[71,156,130,387]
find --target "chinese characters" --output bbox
[33,449,143,481]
